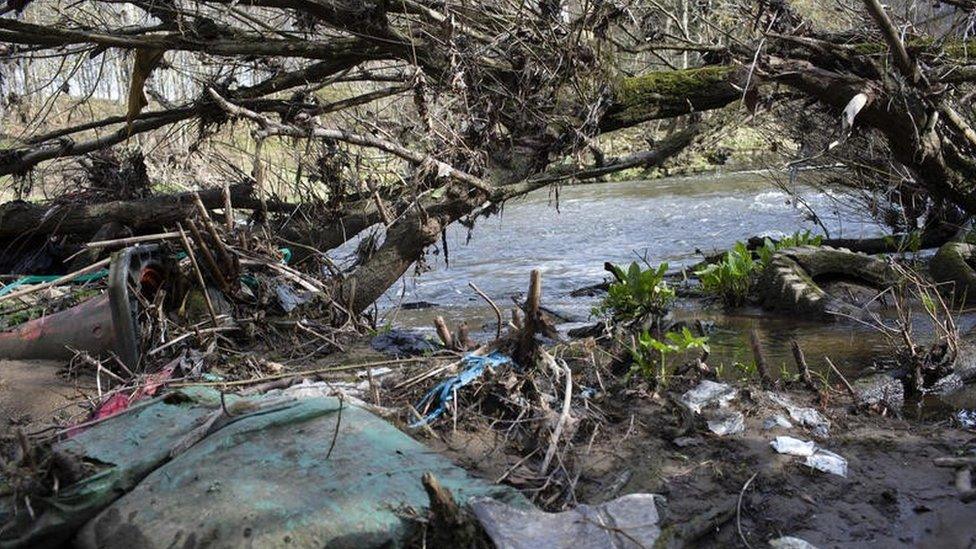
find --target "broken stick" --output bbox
[434,316,454,349]
[748,329,772,386]
[177,223,219,329]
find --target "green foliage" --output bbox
[695,242,755,307]
[756,230,824,267]
[595,261,675,322]
[882,230,923,256]
[697,231,823,307]
[629,327,709,386]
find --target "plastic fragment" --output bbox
[769,536,821,548]
[770,436,816,457]
[957,409,976,429]
[805,449,848,477]
[411,352,511,427]
[768,393,830,436]
[471,493,662,548]
[680,380,736,414]
[763,415,793,430]
[707,412,744,436]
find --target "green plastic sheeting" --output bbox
[1,388,525,548]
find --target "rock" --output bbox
[401,300,439,310]
[930,242,976,303]
[370,329,441,357]
[852,373,904,411]
[757,246,896,320]
[569,282,609,297]
[567,321,607,339]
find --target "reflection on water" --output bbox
[350,172,970,384]
[373,172,881,315]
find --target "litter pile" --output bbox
[1,212,975,546]
[0,194,363,430]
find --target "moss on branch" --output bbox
[601,66,739,132]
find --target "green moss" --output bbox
[850,37,976,58]
[609,66,737,127]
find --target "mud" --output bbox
[0,359,92,430]
[430,384,976,548]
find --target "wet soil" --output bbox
[0,359,92,430]
[427,383,976,548]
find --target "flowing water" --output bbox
[339,171,974,380]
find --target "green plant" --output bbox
[756,230,824,267]
[733,360,758,380]
[595,261,675,322]
[698,232,823,307]
[695,241,755,306]
[629,327,709,386]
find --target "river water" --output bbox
[345,172,971,380]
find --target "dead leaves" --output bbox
[126,48,166,133]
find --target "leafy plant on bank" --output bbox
[696,231,823,307]
[695,241,756,307]
[629,327,710,386]
[755,230,824,267]
[595,261,675,322]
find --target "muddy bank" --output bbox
[0,359,92,429]
[401,367,976,547]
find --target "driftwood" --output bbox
[748,329,773,386]
[790,339,818,392]
[420,472,488,548]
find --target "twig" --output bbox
[495,447,540,483]
[434,315,454,349]
[222,181,235,233]
[469,282,502,339]
[789,339,816,390]
[177,223,219,329]
[192,193,235,274]
[748,329,772,386]
[824,356,857,399]
[171,358,427,388]
[0,256,111,304]
[326,393,344,459]
[84,231,181,249]
[540,350,572,475]
[186,218,231,294]
[408,404,440,439]
[935,457,976,468]
[147,325,238,356]
[736,471,759,549]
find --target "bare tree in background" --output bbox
[1,0,976,313]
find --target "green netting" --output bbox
[1,388,524,548]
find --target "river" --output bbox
[337,171,973,382]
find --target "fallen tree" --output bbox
[1,0,975,315]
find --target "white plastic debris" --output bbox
[471,493,662,548]
[707,412,745,436]
[768,393,830,436]
[355,367,393,379]
[805,449,848,477]
[957,409,976,429]
[769,536,821,549]
[763,415,793,430]
[770,436,816,457]
[680,380,736,414]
